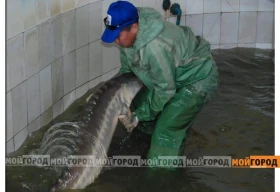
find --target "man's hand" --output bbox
[118,108,139,132]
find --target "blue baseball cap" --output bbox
[101,1,139,43]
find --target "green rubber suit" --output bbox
[119,7,219,164]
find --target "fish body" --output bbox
[49,73,143,191]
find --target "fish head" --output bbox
[122,78,143,102]
[48,168,80,191]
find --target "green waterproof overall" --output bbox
[119,7,219,164]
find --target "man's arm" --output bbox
[134,44,177,121]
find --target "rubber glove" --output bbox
[118,108,139,132]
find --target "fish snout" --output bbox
[48,179,63,192]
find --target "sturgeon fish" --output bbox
[49,73,143,191]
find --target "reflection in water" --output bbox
[6,48,274,192]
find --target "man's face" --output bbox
[115,23,138,48]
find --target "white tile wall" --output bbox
[89,1,103,42]
[27,117,41,134]
[257,12,274,43]
[26,73,41,124]
[24,27,39,78]
[77,0,90,8]
[89,40,103,80]
[14,127,28,151]
[168,17,179,25]
[220,44,238,49]
[203,13,221,44]
[7,34,26,89]
[89,76,102,89]
[256,43,273,49]
[221,12,239,44]
[114,45,121,68]
[23,0,37,30]
[222,0,240,12]
[129,0,143,7]
[102,68,119,82]
[52,58,64,103]
[50,16,63,63]
[142,0,155,8]
[91,0,102,3]
[180,16,186,26]
[238,12,257,43]
[7,0,24,39]
[6,60,11,92]
[38,21,51,71]
[41,107,53,127]
[240,0,258,11]
[272,13,275,48]
[76,5,90,48]
[63,51,76,94]
[62,10,76,55]
[186,14,203,36]
[61,0,76,13]
[6,139,15,154]
[36,0,50,25]
[53,99,64,119]
[7,92,13,141]
[154,0,166,17]
[11,82,27,135]
[76,45,89,87]
[102,44,116,73]
[238,43,256,48]
[211,44,220,50]
[258,0,274,12]
[167,14,176,22]
[63,90,76,110]
[50,0,61,18]
[76,83,89,99]
[186,0,203,15]
[204,0,221,14]
[40,65,53,113]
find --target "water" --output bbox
[6,48,274,192]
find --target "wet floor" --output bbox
[6,47,275,192]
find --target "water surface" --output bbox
[6,48,275,192]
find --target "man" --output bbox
[101,1,219,163]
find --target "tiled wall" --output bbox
[6,0,121,154]
[138,0,275,49]
[6,0,275,154]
